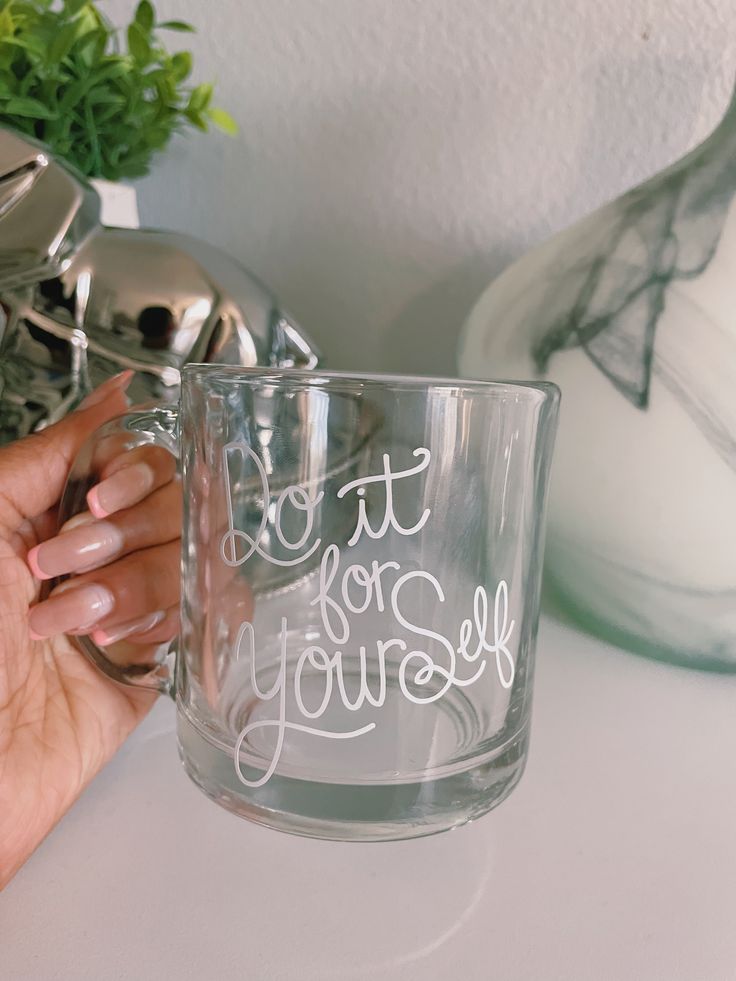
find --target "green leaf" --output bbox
[135,0,154,33]
[0,0,234,173]
[170,50,191,82]
[1,33,48,55]
[114,148,153,177]
[206,106,237,135]
[75,5,100,37]
[47,21,79,65]
[76,27,107,67]
[188,81,212,112]
[2,95,56,118]
[152,76,175,103]
[94,101,125,124]
[184,106,207,131]
[59,76,90,111]
[86,87,124,106]
[0,7,15,37]
[143,125,171,149]
[90,58,132,84]
[127,21,150,63]
[13,0,52,12]
[157,20,195,32]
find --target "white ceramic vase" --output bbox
[459,89,736,670]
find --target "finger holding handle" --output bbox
[27,475,181,581]
[28,538,180,639]
[41,404,181,693]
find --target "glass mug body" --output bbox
[61,366,559,841]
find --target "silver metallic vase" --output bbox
[0,127,321,441]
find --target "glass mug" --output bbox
[60,366,559,840]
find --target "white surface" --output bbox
[89,179,140,230]
[4,614,736,981]
[101,0,735,376]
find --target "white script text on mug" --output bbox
[219,443,516,787]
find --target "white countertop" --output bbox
[4,612,736,981]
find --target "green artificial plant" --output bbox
[0,0,236,179]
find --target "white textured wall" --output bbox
[106,0,735,373]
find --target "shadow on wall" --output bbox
[384,248,519,378]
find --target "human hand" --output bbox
[0,372,181,887]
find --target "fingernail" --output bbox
[59,510,96,534]
[87,462,154,518]
[92,610,165,646]
[27,520,124,580]
[28,582,115,639]
[78,370,134,410]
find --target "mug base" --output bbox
[176,711,529,841]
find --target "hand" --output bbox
[0,373,181,887]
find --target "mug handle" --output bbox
[57,403,180,696]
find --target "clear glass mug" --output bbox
[60,366,559,841]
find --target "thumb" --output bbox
[0,371,134,529]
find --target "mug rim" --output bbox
[182,363,560,402]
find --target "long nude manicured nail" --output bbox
[92,610,165,646]
[87,462,154,518]
[27,520,124,580]
[28,582,115,639]
[78,370,134,409]
[59,510,96,534]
